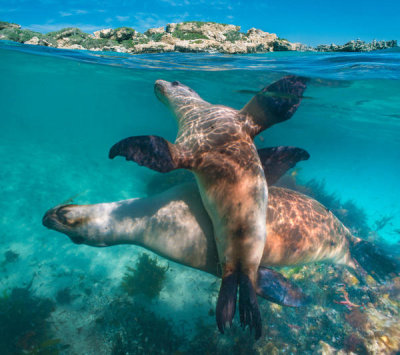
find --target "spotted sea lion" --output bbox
[108,76,308,337]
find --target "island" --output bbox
[0,20,397,54]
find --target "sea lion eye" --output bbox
[172,81,180,86]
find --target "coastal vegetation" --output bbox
[0,20,396,54]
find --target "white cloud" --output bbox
[133,13,167,31]
[0,8,19,13]
[59,11,72,17]
[116,15,130,22]
[132,12,191,32]
[160,0,232,5]
[58,9,88,17]
[160,0,179,6]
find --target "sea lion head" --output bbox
[42,204,102,246]
[154,79,202,112]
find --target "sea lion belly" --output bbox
[194,147,268,281]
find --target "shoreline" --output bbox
[0,20,397,55]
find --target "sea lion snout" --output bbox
[42,204,83,229]
[154,79,168,92]
[154,79,201,108]
[43,205,89,244]
[154,79,179,95]
[42,205,63,229]
[154,79,168,103]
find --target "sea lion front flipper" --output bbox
[258,146,310,185]
[109,135,187,173]
[240,75,308,136]
[256,267,310,307]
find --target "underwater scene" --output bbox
[0,40,400,354]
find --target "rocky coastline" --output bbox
[0,20,397,54]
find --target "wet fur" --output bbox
[107,77,306,337]
[43,185,361,274]
[154,80,269,337]
[43,184,398,295]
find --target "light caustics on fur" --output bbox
[42,77,399,340]
[43,181,398,310]
[43,151,399,329]
[108,76,308,338]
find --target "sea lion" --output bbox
[108,76,307,337]
[42,185,398,307]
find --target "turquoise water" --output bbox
[0,40,400,353]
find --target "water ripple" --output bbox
[1,40,400,79]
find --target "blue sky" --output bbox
[0,0,398,46]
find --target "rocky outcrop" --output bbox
[93,27,135,41]
[128,22,288,54]
[0,20,397,54]
[24,36,52,47]
[0,21,20,30]
[316,39,398,52]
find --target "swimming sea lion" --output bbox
[42,184,398,308]
[108,76,308,337]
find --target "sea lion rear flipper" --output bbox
[258,146,310,185]
[109,135,186,173]
[239,272,262,339]
[240,75,308,136]
[216,272,238,334]
[349,238,400,282]
[256,267,310,307]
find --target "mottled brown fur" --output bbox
[263,188,352,267]
[109,77,308,337]
[155,80,268,289]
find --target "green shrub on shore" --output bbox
[172,29,208,40]
[225,30,243,42]
[0,21,20,30]
[120,39,135,48]
[0,27,42,43]
[148,32,164,42]
[182,21,228,27]
[83,37,120,49]
[45,27,87,39]
[133,34,150,45]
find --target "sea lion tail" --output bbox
[238,272,262,340]
[349,237,400,282]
